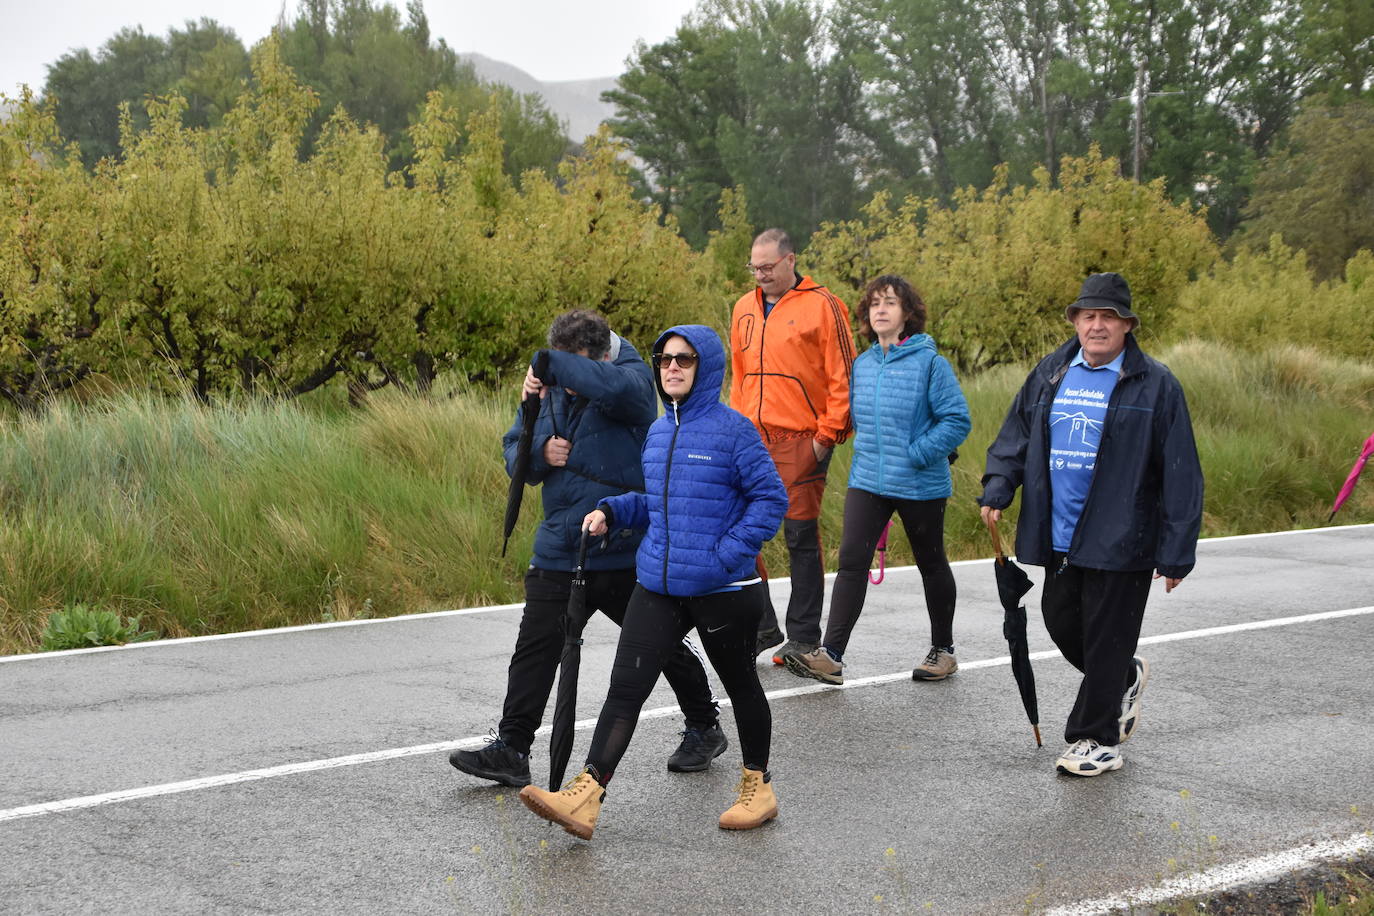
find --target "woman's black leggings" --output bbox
[823,487,956,656]
[586,582,771,784]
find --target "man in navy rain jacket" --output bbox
[450,310,726,788]
[979,273,1203,778]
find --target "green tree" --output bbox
[606,0,868,245]
[0,91,106,410]
[1239,99,1374,280]
[806,149,1218,369]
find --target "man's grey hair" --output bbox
[752,227,794,256]
[548,309,612,360]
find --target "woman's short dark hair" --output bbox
[548,309,611,359]
[856,275,927,342]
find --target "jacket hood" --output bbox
[653,324,726,418]
[868,332,934,359]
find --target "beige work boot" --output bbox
[718,767,778,830]
[518,768,604,840]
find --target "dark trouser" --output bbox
[1040,555,1152,746]
[757,436,830,644]
[498,567,719,756]
[586,582,772,784]
[824,488,956,656]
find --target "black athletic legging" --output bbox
[585,582,771,784]
[823,487,957,655]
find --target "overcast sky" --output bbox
[1,0,701,95]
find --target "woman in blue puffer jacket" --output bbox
[519,324,787,841]
[784,275,971,686]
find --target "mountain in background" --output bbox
[460,53,617,143]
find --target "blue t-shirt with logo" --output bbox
[1048,350,1124,552]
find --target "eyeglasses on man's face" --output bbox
[745,255,790,276]
[653,351,699,370]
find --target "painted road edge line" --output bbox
[1045,830,1374,916]
[5,522,1369,664]
[3,604,1370,825]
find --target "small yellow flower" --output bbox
[471,845,482,854]
[1171,821,1181,831]
[885,847,896,857]
[1179,788,1191,799]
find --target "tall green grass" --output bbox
[2,341,1372,655]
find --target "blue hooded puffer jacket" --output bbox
[601,325,787,597]
[502,335,657,572]
[847,334,971,501]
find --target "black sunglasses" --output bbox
[652,351,699,370]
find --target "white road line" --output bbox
[3,604,1371,825]
[1045,831,1374,916]
[4,522,1369,665]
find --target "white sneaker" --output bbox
[1118,656,1150,742]
[1056,739,1123,777]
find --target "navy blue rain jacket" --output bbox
[602,325,788,597]
[502,336,657,572]
[979,335,1203,578]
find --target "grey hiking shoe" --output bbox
[771,639,817,667]
[911,647,958,681]
[783,646,844,684]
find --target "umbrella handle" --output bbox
[575,527,590,576]
[868,521,891,585]
[985,516,1008,565]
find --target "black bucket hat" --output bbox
[1065,272,1139,331]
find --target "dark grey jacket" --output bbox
[979,335,1203,578]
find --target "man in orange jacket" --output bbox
[730,228,855,664]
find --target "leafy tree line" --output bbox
[5,37,1372,410]
[39,0,571,178]
[607,0,1374,245]
[2,40,722,411]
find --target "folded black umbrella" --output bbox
[987,518,1041,747]
[501,350,552,557]
[548,528,591,790]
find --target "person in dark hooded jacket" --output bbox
[450,310,727,790]
[518,324,788,841]
[979,273,1203,778]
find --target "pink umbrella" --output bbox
[1328,432,1374,521]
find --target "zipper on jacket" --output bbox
[755,300,770,441]
[661,400,681,593]
[873,348,886,488]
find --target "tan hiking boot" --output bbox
[783,646,844,684]
[518,769,604,840]
[718,767,778,830]
[911,646,958,681]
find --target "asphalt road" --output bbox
[3,524,1372,914]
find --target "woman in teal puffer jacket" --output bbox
[784,275,971,686]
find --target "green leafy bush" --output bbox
[39,604,157,651]
[805,149,1219,370]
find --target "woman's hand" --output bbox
[584,509,608,536]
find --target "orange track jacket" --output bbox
[728,274,855,447]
